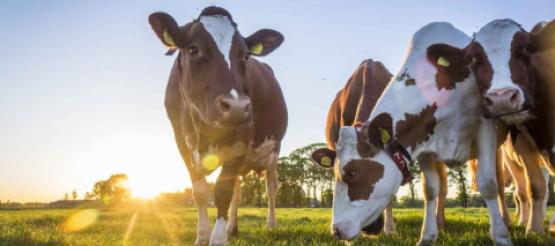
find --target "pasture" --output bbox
[2,207,555,245]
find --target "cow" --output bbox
[311,22,513,245]
[148,6,287,246]
[317,58,450,235]
[445,19,555,235]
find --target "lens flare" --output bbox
[62,209,99,232]
[202,154,221,171]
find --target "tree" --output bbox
[241,172,265,207]
[407,162,421,202]
[89,174,131,205]
[448,165,469,208]
[71,190,78,200]
[64,193,69,201]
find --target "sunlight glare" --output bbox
[62,209,99,232]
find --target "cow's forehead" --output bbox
[199,15,237,68]
[474,20,523,92]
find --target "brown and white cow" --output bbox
[447,19,555,235]
[149,6,287,246]
[312,22,512,245]
[315,58,450,236]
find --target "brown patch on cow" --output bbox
[426,44,471,90]
[405,78,416,86]
[509,31,535,102]
[342,159,385,201]
[395,104,438,150]
[466,42,494,94]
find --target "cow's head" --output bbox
[426,19,555,124]
[311,115,408,241]
[149,6,283,128]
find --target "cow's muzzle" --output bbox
[215,95,252,126]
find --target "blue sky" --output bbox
[1,1,554,202]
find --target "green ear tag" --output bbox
[250,42,263,55]
[163,29,175,47]
[379,128,391,144]
[321,156,332,167]
[437,56,450,67]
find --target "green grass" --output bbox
[1,206,555,245]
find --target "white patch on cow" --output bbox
[230,89,239,98]
[199,15,236,68]
[551,145,555,155]
[209,217,228,246]
[474,19,525,98]
[371,22,478,160]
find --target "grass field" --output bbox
[1,206,555,245]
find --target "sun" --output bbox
[126,178,161,199]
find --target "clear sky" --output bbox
[1,1,554,202]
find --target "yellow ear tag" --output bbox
[250,42,263,55]
[437,56,450,67]
[202,154,220,171]
[163,28,175,47]
[321,156,332,167]
[379,128,391,144]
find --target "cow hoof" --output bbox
[226,225,239,236]
[209,218,228,246]
[384,229,396,236]
[267,221,277,230]
[525,228,545,236]
[416,238,436,246]
[493,237,512,246]
[195,238,209,246]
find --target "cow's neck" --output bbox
[529,50,555,153]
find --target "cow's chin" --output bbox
[361,213,384,235]
[496,109,532,125]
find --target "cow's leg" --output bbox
[476,119,512,246]
[504,152,528,226]
[265,154,278,229]
[384,200,396,235]
[497,148,511,226]
[210,166,238,246]
[550,181,555,234]
[192,178,211,245]
[514,132,546,235]
[226,177,241,236]
[417,154,439,246]
[436,162,448,230]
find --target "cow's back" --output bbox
[326,59,392,150]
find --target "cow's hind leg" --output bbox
[497,148,511,226]
[226,178,241,236]
[265,153,278,229]
[514,130,547,235]
[417,154,440,246]
[209,166,238,246]
[477,119,512,246]
[436,162,448,230]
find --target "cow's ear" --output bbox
[532,20,555,52]
[311,148,336,169]
[245,29,284,56]
[426,43,468,69]
[149,12,183,55]
[366,113,394,148]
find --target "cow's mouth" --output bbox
[361,214,384,235]
[496,109,532,124]
[215,117,254,129]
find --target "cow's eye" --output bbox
[344,170,357,182]
[187,45,199,56]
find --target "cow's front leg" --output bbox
[496,148,511,226]
[226,178,241,236]
[477,118,512,246]
[192,178,211,246]
[417,154,439,246]
[210,166,238,246]
[384,200,396,235]
[504,151,529,226]
[265,153,278,229]
[514,131,547,235]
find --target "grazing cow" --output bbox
[312,22,512,245]
[317,59,450,235]
[451,19,555,235]
[148,6,287,245]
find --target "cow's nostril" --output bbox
[219,99,231,113]
[509,90,519,103]
[332,228,341,239]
